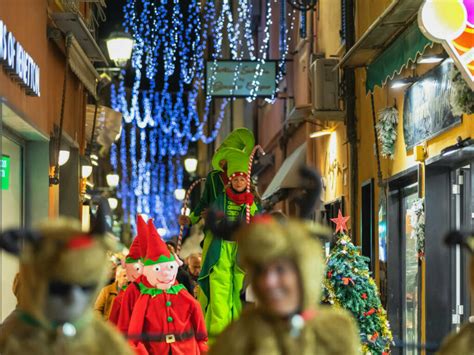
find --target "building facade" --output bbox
[246,1,473,353]
[0,0,105,321]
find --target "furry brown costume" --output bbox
[209,218,361,355]
[0,216,133,355]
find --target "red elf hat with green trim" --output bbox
[126,215,148,263]
[143,219,176,266]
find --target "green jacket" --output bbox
[189,170,227,225]
[199,192,259,299]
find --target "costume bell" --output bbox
[128,219,208,354]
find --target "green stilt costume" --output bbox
[185,128,256,341]
[198,191,259,340]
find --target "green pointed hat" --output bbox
[212,128,255,171]
[215,147,251,179]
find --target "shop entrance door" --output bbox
[426,158,473,353]
[388,180,421,355]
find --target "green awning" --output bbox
[366,21,433,93]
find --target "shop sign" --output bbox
[1,155,10,190]
[419,0,474,90]
[403,61,461,149]
[206,60,276,97]
[0,19,41,96]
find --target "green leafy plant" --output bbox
[376,106,398,159]
[450,67,474,116]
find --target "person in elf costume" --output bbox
[111,215,148,329]
[0,209,133,355]
[209,216,360,355]
[180,128,255,228]
[194,146,260,342]
[128,219,208,354]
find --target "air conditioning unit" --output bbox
[310,58,340,111]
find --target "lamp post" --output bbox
[105,32,134,67]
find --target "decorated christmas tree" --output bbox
[323,210,393,354]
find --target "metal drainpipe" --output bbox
[344,0,358,240]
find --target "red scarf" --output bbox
[225,187,254,205]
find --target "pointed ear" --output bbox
[90,200,109,236]
[295,167,322,220]
[0,229,41,255]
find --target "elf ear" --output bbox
[295,167,322,220]
[90,201,109,236]
[0,229,41,255]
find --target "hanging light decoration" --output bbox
[286,0,318,38]
[111,0,296,235]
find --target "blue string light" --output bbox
[112,0,297,236]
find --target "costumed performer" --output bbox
[197,146,260,342]
[127,219,208,354]
[112,215,148,330]
[209,216,361,355]
[0,209,133,355]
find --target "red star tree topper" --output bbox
[330,210,350,234]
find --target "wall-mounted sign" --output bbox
[0,19,41,96]
[1,155,10,190]
[403,61,461,149]
[419,0,474,90]
[206,60,276,97]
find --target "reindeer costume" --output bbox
[0,211,132,355]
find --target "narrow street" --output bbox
[0,1,473,354]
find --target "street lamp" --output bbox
[108,197,119,210]
[81,156,93,178]
[105,32,134,67]
[184,157,198,173]
[58,148,70,166]
[106,173,120,188]
[174,188,186,201]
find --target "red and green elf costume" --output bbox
[111,215,148,330]
[128,219,207,354]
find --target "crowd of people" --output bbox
[0,127,472,354]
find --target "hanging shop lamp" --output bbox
[106,172,120,188]
[105,32,134,67]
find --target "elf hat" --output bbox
[126,215,148,263]
[143,219,175,266]
[212,128,255,171]
[223,147,251,180]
